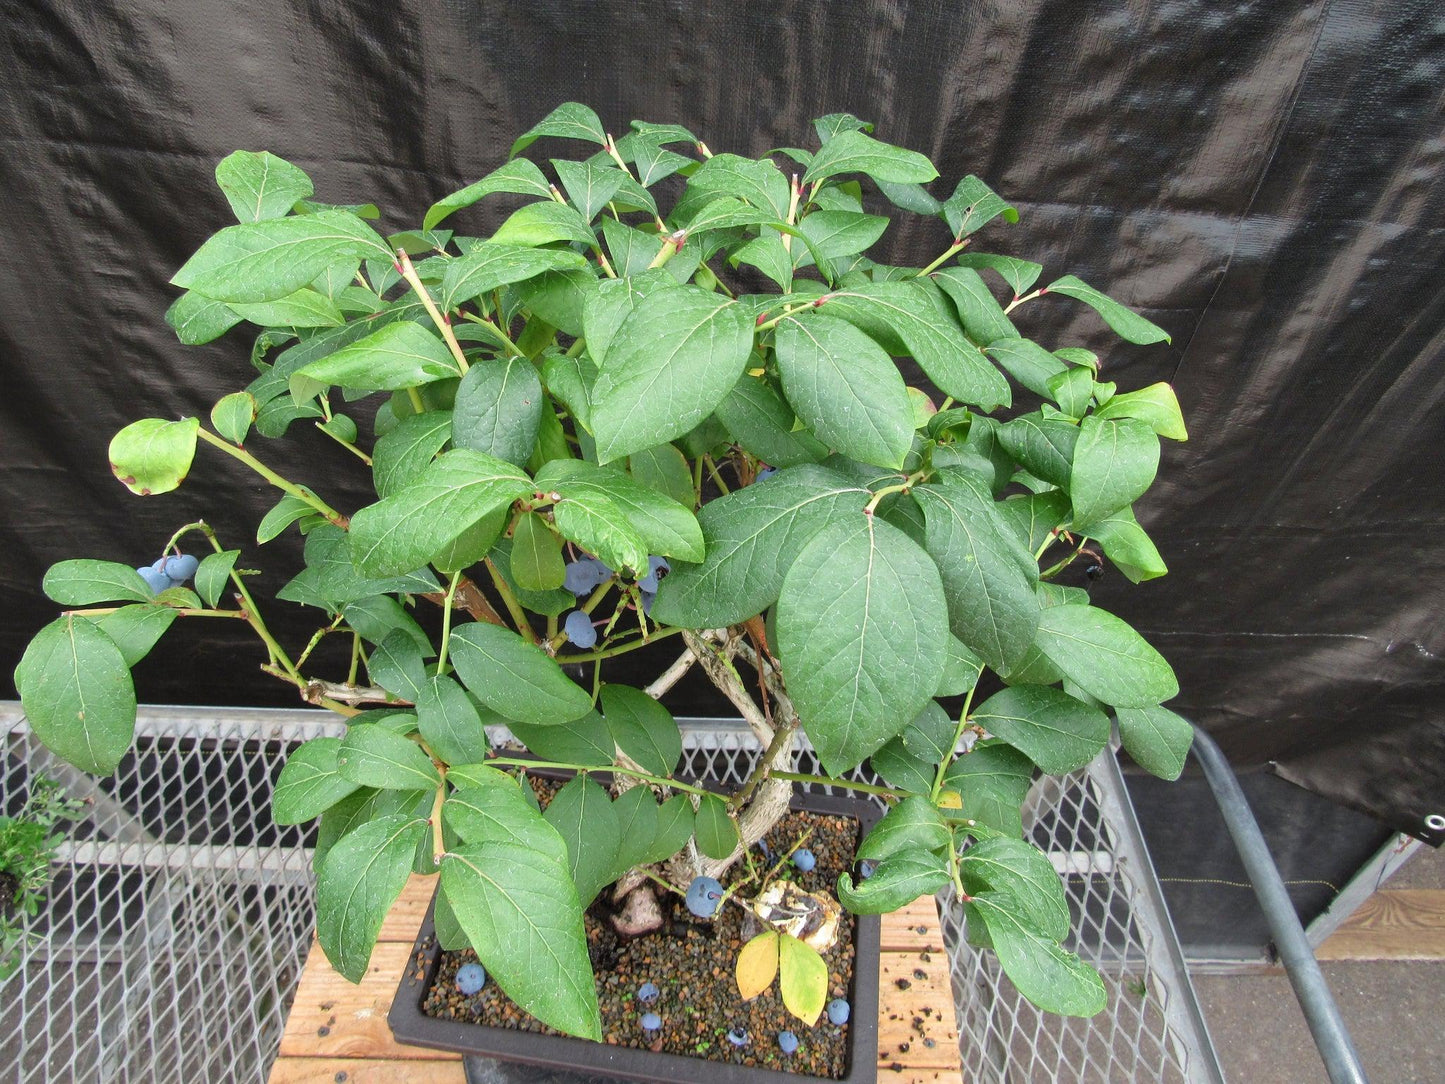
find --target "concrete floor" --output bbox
[1190,845,1445,1084]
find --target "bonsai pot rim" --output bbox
[387,787,883,1084]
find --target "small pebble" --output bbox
[827,998,851,1025]
[637,981,660,1003]
[727,1026,749,1047]
[640,1012,662,1032]
[456,962,486,995]
[778,1030,799,1054]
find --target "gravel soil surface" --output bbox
[421,799,863,1079]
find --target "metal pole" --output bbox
[1189,725,1370,1084]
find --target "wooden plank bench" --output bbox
[269,875,962,1084]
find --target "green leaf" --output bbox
[290,322,460,401]
[1047,366,1095,418]
[837,846,950,913]
[599,218,664,277]
[778,934,829,1025]
[813,112,874,143]
[590,287,753,464]
[316,813,429,982]
[694,793,739,860]
[272,737,362,824]
[93,604,177,667]
[166,290,243,345]
[16,616,136,774]
[970,892,1107,1016]
[821,283,1011,411]
[1033,604,1178,708]
[803,130,938,186]
[1093,382,1188,440]
[956,253,1043,297]
[914,482,1039,673]
[997,492,1072,557]
[599,684,681,777]
[228,287,344,329]
[371,410,453,499]
[552,159,626,223]
[857,797,951,863]
[938,635,986,698]
[444,775,569,863]
[42,560,154,605]
[730,234,793,291]
[424,160,553,231]
[1116,704,1194,780]
[108,417,199,496]
[414,675,488,765]
[960,837,1070,941]
[797,211,889,274]
[931,267,1018,345]
[441,243,590,311]
[1069,417,1159,531]
[172,210,389,304]
[777,515,949,775]
[941,176,1018,239]
[580,270,678,369]
[507,712,615,768]
[645,793,696,864]
[279,526,439,609]
[515,268,595,337]
[628,443,695,509]
[490,539,577,618]
[684,197,778,235]
[210,392,256,445]
[510,102,607,158]
[194,549,240,608]
[257,492,323,543]
[342,595,433,654]
[450,356,543,468]
[348,449,532,577]
[511,511,564,591]
[1084,505,1168,583]
[608,787,660,879]
[650,464,868,628]
[686,154,791,219]
[441,838,601,1040]
[449,622,593,725]
[552,489,648,576]
[535,458,703,563]
[997,414,1078,491]
[215,150,314,222]
[621,135,693,186]
[971,686,1110,774]
[774,312,914,470]
[542,775,621,906]
[943,741,1034,837]
[1046,275,1170,345]
[337,723,440,790]
[541,350,597,432]
[490,201,596,248]
[985,337,1068,400]
[714,373,829,469]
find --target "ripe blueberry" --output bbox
[136,566,170,595]
[684,876,723,918]
[455,961,486,995]
[858,859,877,879]
[1085,563,1104,581]
[640,1012,662,1032]
[726,1027,749,1047]
[792,848,816,872]
[563,610,598,648]
[756,466,777,482]
[637,981,660,1003]
[164,554,199,582]
[777,1030,799,1054]
[826,998,850,1025]
[637,555,670,594]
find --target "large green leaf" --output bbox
[279,525,439,608]
[441,243,591,311]
[960,837,1071,941]
[337,723,441,790]
[16,615,137,774]
[371,410,453,499]
[290,322,460,401]
[713,373,829,469]
[1116,704,1194,780]
[424,160,553,231]
[348,449,532,576]
[645,794,695,864]
[1045,275,1170,345]
[1069,417,1159,531]
[552,159,627,223]
[417,675,490,765]
[943,741,1035,837]
[166,290,243,345]
[802,130,938,186]
[694,793,740,860]
[685,153,791,219]
[509,102,607,158]
[316,813,428,982]
[93,604,178,667]
[448,622,593,724]
[444,777,569,864]
[820,282,1011,410]
[229,287,344,329]
[551,489,649,576]
[507,712,616,768]
[367,630,429,703]
[941,176,1018,239]
[542,775,621,906]
[931,267,1018,345]
[491,201,596,248]
[1093,382,1188,440]
[599,684,681,777]
[579,269,678,368]
[214,150,314,222]
[969,891,1107,1016]
[956,253,1043,297]
[774,312,914,470]
[837,846,950,913]
[451,356,543,467]
[535,459,703,562]
[776,515,949,775]
[589,287,753,463]
[511,511,565,591]
[272,737,362,824]
[796,210,889,275]
[971,685,1110,774]
[610,786,660,876]
[108,417,199,496]
[1083,505,1168,583]
[172,210,389,303]
[985,337,1068,400]
[914,482,1039,673]
[342,595,432,655]
[628,443,694,508]
[441,838,601,1040]
[650,464,868,628]
[856,797,951,863]
[42,560,154,605]
[997,414,1079,491]
[1033,604,1178,708]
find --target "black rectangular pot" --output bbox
[388,788,882,1084]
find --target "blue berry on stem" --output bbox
[164,554,199,582]
[756,466,777,482]
[684,876,723,918]
[792,847,816,872]
[136,566,170,595]
[455,962,486,995]
[826,998,851,1025]
[637,555,670,593]
[640,1012,662,1032]
[777,1030,799,1054]
[563,610,598,648]
[637,981,659,1003]
[563,560,600,596]
[726,1027,749,1047]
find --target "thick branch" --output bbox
[681,629,772,745]
[422,574,507,628]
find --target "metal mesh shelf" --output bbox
[0,704,1222,1083]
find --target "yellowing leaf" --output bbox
[777,933,828,1025]
[938,790,963,810]
[735,931,780,1000]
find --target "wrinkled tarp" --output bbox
[1,1,1441,843]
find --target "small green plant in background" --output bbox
[1,777,84,978]
[15,105,1196,1040]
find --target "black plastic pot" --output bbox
[388,789,882,1084]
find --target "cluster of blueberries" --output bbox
[135,552,199,596]
[560,554,670,649]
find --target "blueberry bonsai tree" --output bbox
[15,105,1193,1040]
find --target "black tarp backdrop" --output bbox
[2,0,1442,859]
